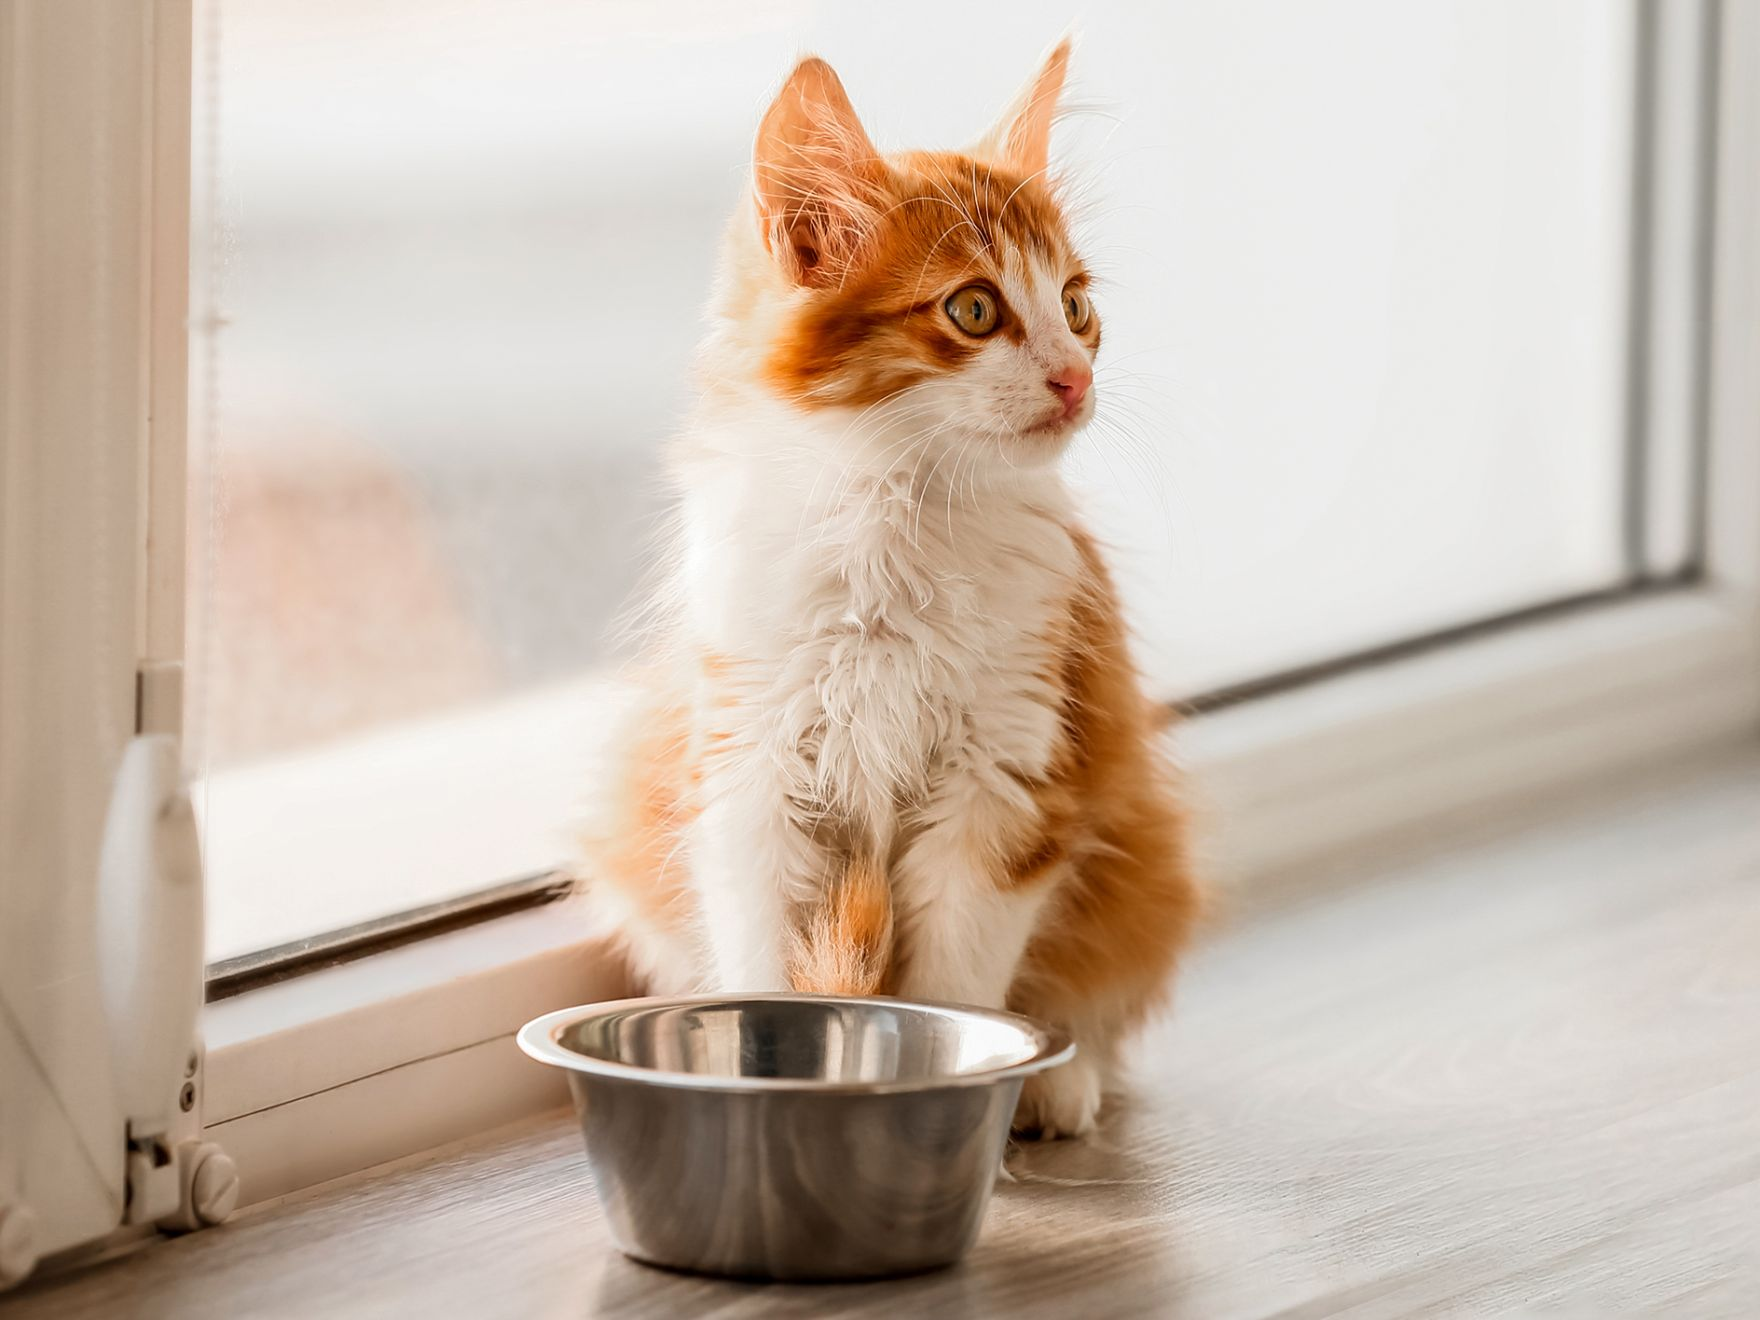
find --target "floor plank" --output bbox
[9,745,1760,1319]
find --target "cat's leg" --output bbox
[891,775,1060,1011]
[1008,1005,1116,1140]
[687,753,828,992]
[893,863,1057,1010]
[1008,788,1201,1139]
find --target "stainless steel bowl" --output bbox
[518,993,1074,1280]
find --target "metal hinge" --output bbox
[99,732,236,1234]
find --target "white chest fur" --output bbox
[678,434,1078,845]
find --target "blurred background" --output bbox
[187,1,1683,962]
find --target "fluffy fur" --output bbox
[578,40,1200,1138]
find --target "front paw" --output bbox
[1012,1056,1102,1140]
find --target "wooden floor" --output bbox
[11,744,1760,1319]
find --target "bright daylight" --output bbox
[2,1,1756,1317]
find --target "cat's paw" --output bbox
[1012,1056,1103,1141]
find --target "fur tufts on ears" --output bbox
[752,57,886,287]
[972,35,1073,179]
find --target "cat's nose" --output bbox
[1047,363,1092,415]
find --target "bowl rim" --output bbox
[516,992,1076,1094]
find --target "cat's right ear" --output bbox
[972,35,1072,178]
[753,57,882,287]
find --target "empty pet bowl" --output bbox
[517,993,1074,1280]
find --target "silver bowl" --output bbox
[517,993,1074,1280]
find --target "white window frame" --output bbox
[1,0,197,1273]
[13,1,1754,1212]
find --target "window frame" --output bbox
[0,0,195,1270]
[145,0,1760,1206]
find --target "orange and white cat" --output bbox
[580,40,1199,1137]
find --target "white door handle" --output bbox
[96,735,204,1133]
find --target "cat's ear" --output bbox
[973,35,1072,178]
[753,57,883,287]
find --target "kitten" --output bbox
[580,40,1199,1138]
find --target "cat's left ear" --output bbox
[753,57,884,286]
[972,35,1072,178]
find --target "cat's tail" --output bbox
[787,854,893,996]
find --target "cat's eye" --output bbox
[1062,282,1093,333]
[944,285,1001,337]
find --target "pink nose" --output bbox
[1047,363,1092,416]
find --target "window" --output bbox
[189,0,1729,973]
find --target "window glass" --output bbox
[190,0,1634,958]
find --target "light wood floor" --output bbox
[11,744,1760,1319]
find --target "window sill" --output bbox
[1184,583,1760,881]
[203,902,628,1206]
